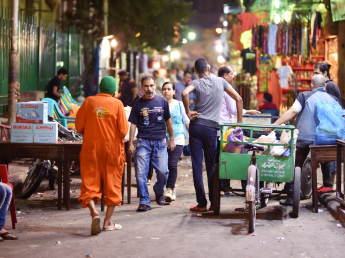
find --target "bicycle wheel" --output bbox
[213,163,221,215]
[292,167,301,218]
[21,159,49,199]
[246,165,257,233]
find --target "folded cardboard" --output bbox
[16,101,48,123]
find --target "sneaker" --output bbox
[317,186,335,193]
[190,205,207,212]
[171,189,176,201]
[164,188,173,202]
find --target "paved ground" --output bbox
[2,157,345,258]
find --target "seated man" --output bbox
[0,182,18,241]
[257,93,278,111]
[271,74,338,205]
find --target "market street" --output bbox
[2,157,345,258]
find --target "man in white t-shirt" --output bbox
[217,65,260,195]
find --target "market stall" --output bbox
[224,1,338,114]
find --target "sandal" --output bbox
[103,223,122,231]
[190,205,207,212]
[91,216,101,236]
[0,232,18,240]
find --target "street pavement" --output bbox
[1,157,345,258]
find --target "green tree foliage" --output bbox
[61,0,193,51]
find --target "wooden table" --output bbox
[0,140,132,211]
[336,140,345,207]
[0,141,65,210]
[63,141,132,210]
[309,145,338,213]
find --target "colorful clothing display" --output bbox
[238,12,261,32]
[268,23,278,56]
[258,56,273,92]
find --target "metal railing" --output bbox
[0,8,82,115]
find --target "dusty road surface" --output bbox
[1,157,345,258]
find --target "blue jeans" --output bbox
[0,182,12,230]
[135,138,169,206]
[189,124,217,207]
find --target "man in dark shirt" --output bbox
[47,68,68,102]
[128,76,175,212]
[116,70,137,107]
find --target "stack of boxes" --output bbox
[11,101,59,143]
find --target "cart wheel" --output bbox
[292,167,301,218]
[246,165,257,233]
[213,163,221,215]
[248,201,256,233]
[301,158,312,199]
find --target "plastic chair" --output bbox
[42,98,75,129]
[43,98,68,128]
[262,109,279,123]
[63,86,83,106]
[0,165,17,229]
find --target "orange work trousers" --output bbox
[78,142,124,208]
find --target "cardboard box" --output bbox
[34,133,58,143]
[16,101,48,124]
[11,123,34,133]
[33,122,58,143]
[11,132,33,143]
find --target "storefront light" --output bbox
[215,28,223,34]
[162,55,169,62]
[153,62,160,69]
[274,13,281,24]
[274,0,280,9]
[171,51,180,59]
[188,32,196,40]
[216,44,223,53]
[223,21,228,27]
[111,39,117,47]
[217,55,226,64]
[165,45,172,51]
[182,38,188,44]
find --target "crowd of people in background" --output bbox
[35,58,342,236]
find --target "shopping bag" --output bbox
[224,128,244,153]
[314,100,345,145]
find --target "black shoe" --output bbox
[137,204,151,212]
[279,197,293,206]
[155,194,165,205]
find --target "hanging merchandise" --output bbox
[241,48,257,75]
[268,23,278,55]
[258,56,273,92]
[311,11,322,49]
[238,12,261,32]
[262,24,269,55]
[276,65,292,88]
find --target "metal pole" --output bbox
[103,0,108,36]
[8,0,19,125]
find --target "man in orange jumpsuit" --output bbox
[76,76,129,235]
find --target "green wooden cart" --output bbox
[213,123,301,219]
